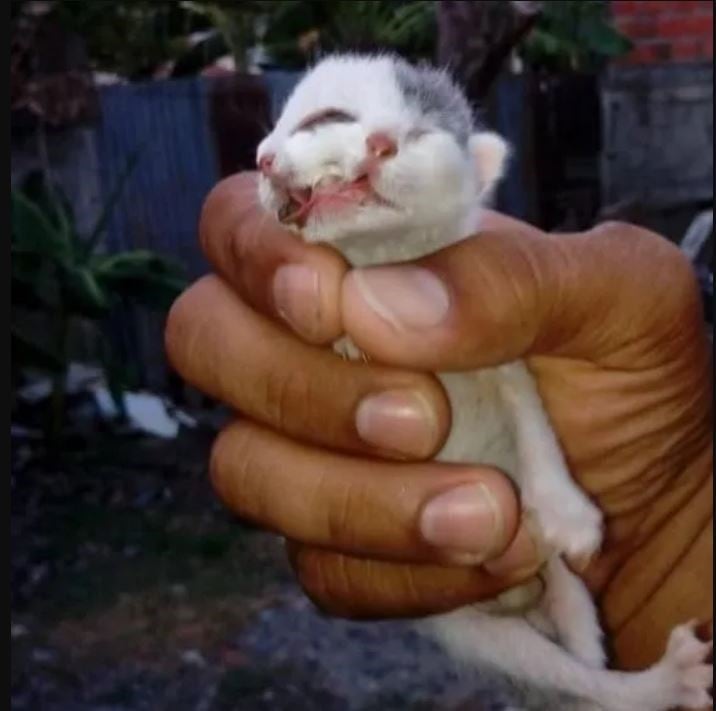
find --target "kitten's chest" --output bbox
[330,220,473,268]
[329,214,516,476]
[333,337,517,477]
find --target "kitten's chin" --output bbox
[296,206,394,244]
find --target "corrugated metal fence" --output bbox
[93,73,302,389]
[94,77,221,389]
[97,77,219,278]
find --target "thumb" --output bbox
[340,217,694,370]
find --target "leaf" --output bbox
[112,272,187,311]
[20,171,77,239]
[11,323,65,374]
[580,19,633,57]
[61,266,111,318]
[11,252,62,311]
[83,147,143,257]
[11,191,71,263]
[522,0,632,69]
[91,250,181,279]
[91,250,187,310]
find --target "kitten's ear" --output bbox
[469,132,510,197]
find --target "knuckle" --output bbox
[290,547,334,608]
[262,368,299,433]
[198,174,252,258]
[208,421,260,516]
[164,277,220,382]
[164,284,203,373]
[292,549,361,619]
[323,478,359,547]
[261,365,326,438]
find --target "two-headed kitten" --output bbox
[255,54,713,711]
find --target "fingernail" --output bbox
[420,483,503,563]
[352,267,450,330]
[355,390,438,458]
[273,265,321,339]
[483,520,544,578]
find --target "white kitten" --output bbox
[255,54,713,711]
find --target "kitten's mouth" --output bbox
[277,175,392,227]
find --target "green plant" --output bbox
[520,0,632,72]
[180,1,271,73]
[182,1,437,71]
[11,161,187,443]
[263,0,437,66]
[47,0,198,79]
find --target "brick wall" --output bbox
[611,0,713,64]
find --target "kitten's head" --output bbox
[256,54,508,245]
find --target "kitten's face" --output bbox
[256,56,506,245]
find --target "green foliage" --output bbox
[260,0,437,67]
[11,161,187,439]
[180,1,272,72]
[43,0,436,78]
[19,0,627,79]
[49,0,200,79]
[521,0,633,72]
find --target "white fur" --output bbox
[256,54,713,710]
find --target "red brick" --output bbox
[619,42,671,63]
[612,1,639,15]
[671,0,715,12]
[617,17,659,38]
[656,15,713,37]
[671,40,709,60]
[632,1,690,14]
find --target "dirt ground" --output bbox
[11,420,577,711]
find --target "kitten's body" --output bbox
[255,54,712,711]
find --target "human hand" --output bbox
[165,173,712,670]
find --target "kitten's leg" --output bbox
[497,361,606,667]
[497,360,603,566]
[424,611,713,711]
[539,556,606,668]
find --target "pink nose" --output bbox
[257,153,275,175]
[366,132,397,158]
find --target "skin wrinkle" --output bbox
[335,548,353,612]
[613,520,714,669]
[631,452,711,545]
[210,423,259,524]
[605,459,713,644]
[436,235,538,366]
[296,547,334,615]
[508,235,555,352]
[546,242,616,359]
[328,473,361,553]
[166,279,233,400]
[401,561,424,611]
[308,463,337,545]
[548,231,632,362]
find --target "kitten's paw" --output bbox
[656,621,713,710]
[525,488,603,567]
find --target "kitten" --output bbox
[255,53,713,711]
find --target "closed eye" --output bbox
[406,128,431,141]
[293,108,356,133]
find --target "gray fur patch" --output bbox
[393,59,473,145]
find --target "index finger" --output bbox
[199,172,347,344]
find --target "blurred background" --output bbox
[10,2,713,710]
